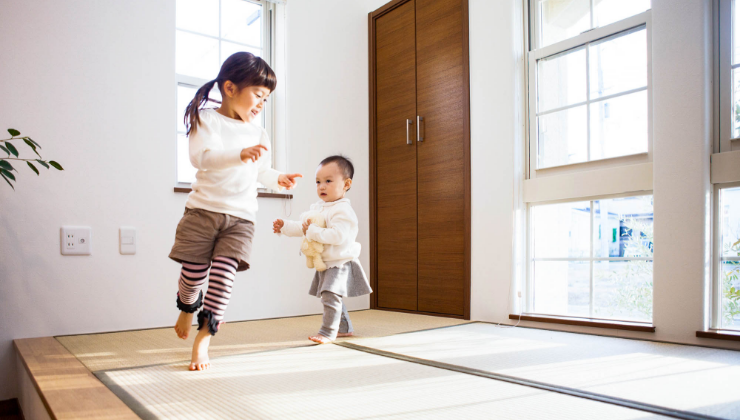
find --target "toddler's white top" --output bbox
[281,198,362,268]
[186,108,282,222]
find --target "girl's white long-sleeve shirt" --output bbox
[281,198,361,268]
[185,108,282,222]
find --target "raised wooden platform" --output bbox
[14,337,138,420]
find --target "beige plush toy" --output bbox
[301,212,327,272]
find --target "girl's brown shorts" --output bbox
[169,207,254,272]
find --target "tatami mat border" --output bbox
[96,371,159,420]
[336,341,725,420]
[53,309,373,339]
[79,322,473,374]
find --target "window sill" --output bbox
[509,314,655,333]
[173,186,293,199]
[696,330,740,342]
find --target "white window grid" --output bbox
[716,0,740,153]
[524,192,654,322]
[711,0,740,332]
[521,4,655,323]
[175,0,275,185]
[711,182,740,331]
[527,9,653,177]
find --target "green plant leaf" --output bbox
[6,142,18,157]
[1,168,16,181]
[27,161,39,176]
[49,161,64,170]
[36,159,49,169]
[0,145,8,155]
[7,128,20,137]
[0,160,13,171]
[23,139,41,158]
[1,172,14,190]
[27,138,41,149]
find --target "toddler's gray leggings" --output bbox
[319,291,353,340]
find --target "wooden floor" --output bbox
[15,336,152,420]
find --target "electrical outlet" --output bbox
[60,226,92,255]
[517,291,522,298]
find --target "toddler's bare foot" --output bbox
[189,328,212,371]
[337,332,354,337]
[309,334,333,344]
[174,311,194,339]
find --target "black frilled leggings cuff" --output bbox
[176,291,203,313]
[197,309,222,336]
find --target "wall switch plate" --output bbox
[119,227,136,255]
[60,226,92,255]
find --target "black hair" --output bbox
[184,52,277,136]
[319,155,354,180]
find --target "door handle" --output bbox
[406,119,413,145]
[417,116,424,142]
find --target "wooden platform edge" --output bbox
[14,337,139,420]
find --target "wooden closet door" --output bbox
[415,0,467,315]
[375,0,418,311]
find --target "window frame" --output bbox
[709,0,740,333]
[525,191,654,323]
[175,0,276,187]
[527,6,653,179]
[717,0,738,153]
[523,2,655,324]
[711,181,740,331]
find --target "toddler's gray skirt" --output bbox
[309,260,372,298]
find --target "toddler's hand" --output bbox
[278,173,303,190]
[240,145,268,163]
[273,219,284,234]
[302,219,312,235]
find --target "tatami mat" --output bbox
[349,323,740,419]
[99,341,668,420]
[56,310,468,372]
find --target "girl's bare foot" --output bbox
[174,311,194,339]
[189,328,212,371]
[337,332,354,337]
[309,334,333,344]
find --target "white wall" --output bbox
[468,0,523,323]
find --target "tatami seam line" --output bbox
[335,341,724,420]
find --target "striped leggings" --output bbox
[176,256,238,335]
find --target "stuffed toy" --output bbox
[301,212,327,272]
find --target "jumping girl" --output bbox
[169,52,302,371]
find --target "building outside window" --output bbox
[530,195,653,322]
[717,186,740,330]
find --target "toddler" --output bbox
[273,156,372,343]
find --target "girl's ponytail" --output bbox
[184,52,276,136]
[184,79,220,136]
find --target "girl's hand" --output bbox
[278,173,303,190]
[302,219,312,235]
[240,145,268,163]
[273,219,284,234]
